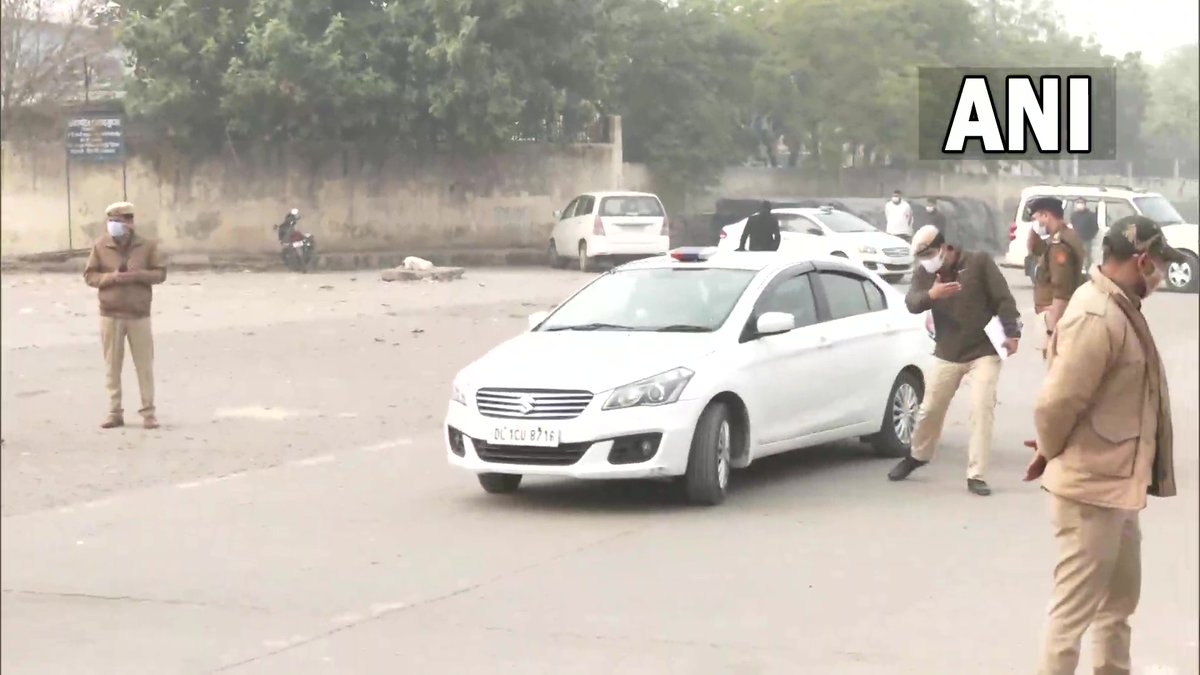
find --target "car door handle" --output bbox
[817,336,833,348]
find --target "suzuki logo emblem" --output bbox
[516,394,536,415]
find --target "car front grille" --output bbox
[882,263,911,271]
[884,247,910,258]
[471,438,591,466]
[475,388,593,420]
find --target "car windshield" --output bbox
[599,196,665,217]
[538,267,756,333]
[815,210,877,233]
[1134,196,1185,225]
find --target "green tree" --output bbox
[120,0,619,152]
[608,0,760,191]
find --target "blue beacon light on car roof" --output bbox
[669,247,718,262]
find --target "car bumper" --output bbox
[860,256,913,275]
[587,236,670,257]
[445,397,706,479]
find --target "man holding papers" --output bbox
[888,225,1022,496]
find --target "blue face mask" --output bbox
[107,219,126,238]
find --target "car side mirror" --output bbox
[528,311,549,330]
[807,228,823,236]
[553,210,563,220]
[755,312,795,337]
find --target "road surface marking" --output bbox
[293,454,336,467]
[176,471,247,489]
[360,438,413,453]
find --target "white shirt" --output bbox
[885,199,913,236]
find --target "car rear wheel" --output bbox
[870,371,924,457]
[478,473,522,494]
[578,241,594,273]
[684,402,732,506]
[1166,252,1198,293]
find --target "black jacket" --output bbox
[739,211,781,251]
[1070,209,1099,241]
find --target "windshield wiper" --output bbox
[544,322,637,332]
[654,324,713,332]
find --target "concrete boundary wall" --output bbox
[1,124,624,257]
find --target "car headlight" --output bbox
[858,246,878,255]
[451,383,467,406]
[604,367,694,410]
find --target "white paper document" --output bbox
[984,316,1009,360]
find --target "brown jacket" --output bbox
[906,249,1022,363]
[1029,226,1086,308]
[83,232,167,319]
[1035,271,1176,510]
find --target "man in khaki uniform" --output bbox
[83,202,167,429]
[886,225,1022,496]
[1025,216,1180,675]
[1027,197,1087,353]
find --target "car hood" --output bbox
[456,331,722,393]
[1163,223,1198,251]
[833,231,911,251]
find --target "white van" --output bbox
[1003,184,1199,293]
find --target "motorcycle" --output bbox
[274,208,317,272]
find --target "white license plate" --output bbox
[490,424,560,447]
[292,241,306,248]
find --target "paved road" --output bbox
[2,268,1197,674]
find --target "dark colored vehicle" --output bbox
[910,195,1006,255]
[274,208,317,272]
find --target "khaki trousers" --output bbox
[909,355,1001,479]
[100,317,155,419]
[1040,493,1141,675]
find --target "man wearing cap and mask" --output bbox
[83,202,167,429]
[887,225,1021,496]
[1027,197,1087,355]
[1024,216,1180,674]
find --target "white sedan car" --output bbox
[445,248,934,505]
[718,207,914,282]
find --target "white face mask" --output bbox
[1033,222,1049,238]
[926,206,935,213]
[106,219,126,238]
[919,253,944,274]
[892,197,901,204]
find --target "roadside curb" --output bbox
[0,248,547,274]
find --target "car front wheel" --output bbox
[1166,252,1198,293]
[547,240,563,269]
[684,402,732,506]
[478,473,522,494]
[870,371,924,457]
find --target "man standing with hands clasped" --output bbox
[887,225,1021,496]
[1025,216,1180,675]
[84,202,167,430]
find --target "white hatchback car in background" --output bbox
[717,207,914,282]
[549,191,670,272]
[1003,184,1200,292]
[446,248,934,505]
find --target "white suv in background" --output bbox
[549,191,670,272]
[1003,184,1199,292]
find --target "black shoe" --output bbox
[967,479,992,496]
[888,456,927,481]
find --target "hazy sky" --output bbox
[1052,0,1199,64]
